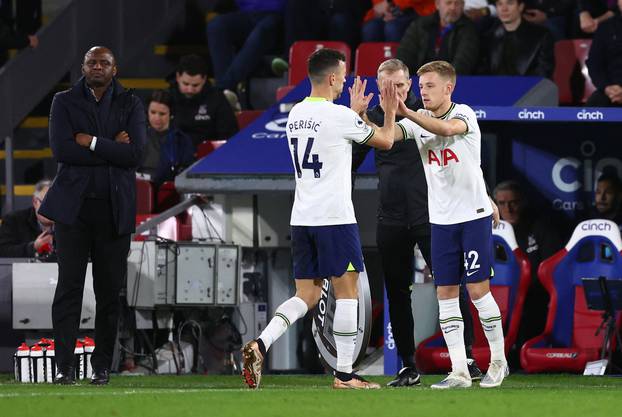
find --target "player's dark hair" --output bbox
[307,48,346,84]
[147,90,174,115]
[177,54,208,77]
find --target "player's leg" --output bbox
[430,223,472,389]
[321,224,379,389]
[463,215,508,388]
[242,226,321,389]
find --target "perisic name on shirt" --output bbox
[288,118,322,133]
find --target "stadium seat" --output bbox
[195,139,227,159]
[236,110,263,130]
[415,221,531,373]
[520,219,622,373]
[135,178,154,214]
[354,42,399,77]
[288,40,351,85]
[553,39,596,105]
[157,181,180,212]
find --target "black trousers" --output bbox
[52,199,130,371]
[377,222,475,366]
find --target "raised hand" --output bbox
[349,76,373,116]
[380,79,399,115]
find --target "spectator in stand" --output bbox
[0,0,39,67]
[464,0,497,31]
[361,1,436,42]
[139,90,194,186]
[396,0,480,75]
[479,0,554,78]
[591,172,622,227]
[522,0,576,40]
[586,1,622,107]
[493,180,564,366]
[0,179,53,258]
[207,0,286,110]
[170,54,238,147]
[578,0,618,35]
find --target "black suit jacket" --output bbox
[0,207,40,257]
[39,77,146,235]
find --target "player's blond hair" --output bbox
[417,61,456,85]
[377,59,410,79]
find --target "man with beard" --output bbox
[170,54,238,147]
[40,46,146,385]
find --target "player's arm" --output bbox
[397,100,467,137]
[364,80,398,150]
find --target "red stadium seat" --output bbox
[415,221,531,373]
[354,42,399,77]
[553,39,596,105]
[288,40,351,85]
[135,178,154,214]
[236,110,263,130]
[520,219,622,373]
[195,139,227,159]
[156,181,180,212]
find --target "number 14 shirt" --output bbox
[286,97,374,226]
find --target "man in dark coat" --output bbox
[0,179,52,258]
[397,0,480,75]
[39,46,146,385]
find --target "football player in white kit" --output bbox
[392,61,508,389]
[242,48,399,389]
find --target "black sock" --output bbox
[401,357,416,370]
[256,338,267,357]
[466,345,473,360]
[335,371,352,382]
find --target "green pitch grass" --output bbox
[1,373,621,417]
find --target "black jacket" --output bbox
[39,77,146,235]
[586,15,622,91]
[169,83,238,146]
[480,19,555,78]
[0,207,40,257]
[397,12,480,75]
[352,92,428,226]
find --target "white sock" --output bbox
[438,297,469,376]
[258,296,308,351]
[333,299,358,374]
[472,291,506,362]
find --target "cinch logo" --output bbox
[577,109,604,120]
[581,222,612,232]
[474,109,487,119]
[429,149,459,166]
[386,322,395,350]
[518,109,545,120]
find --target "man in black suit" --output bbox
[39,46,146,385]
[0,179,53,258]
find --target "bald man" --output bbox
[40,46,146,385]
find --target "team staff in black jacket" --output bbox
[170,54,238,147]
[352,59,480,386]
[39,46,146,386]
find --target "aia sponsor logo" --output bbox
[429,149,460,166]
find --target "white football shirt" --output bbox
[397,102,492,225]
[287,97,374,226]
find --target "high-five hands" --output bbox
[349,76,374,116]
[379,79,398,115]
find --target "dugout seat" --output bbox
[520,219,622,373]
[415,221,531,373]
[276,41,351,101]
[195,139,226,159]
[236,110,263,130]
[553,39,596,105]
[354,42,399,77]
[135,178,154,214]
